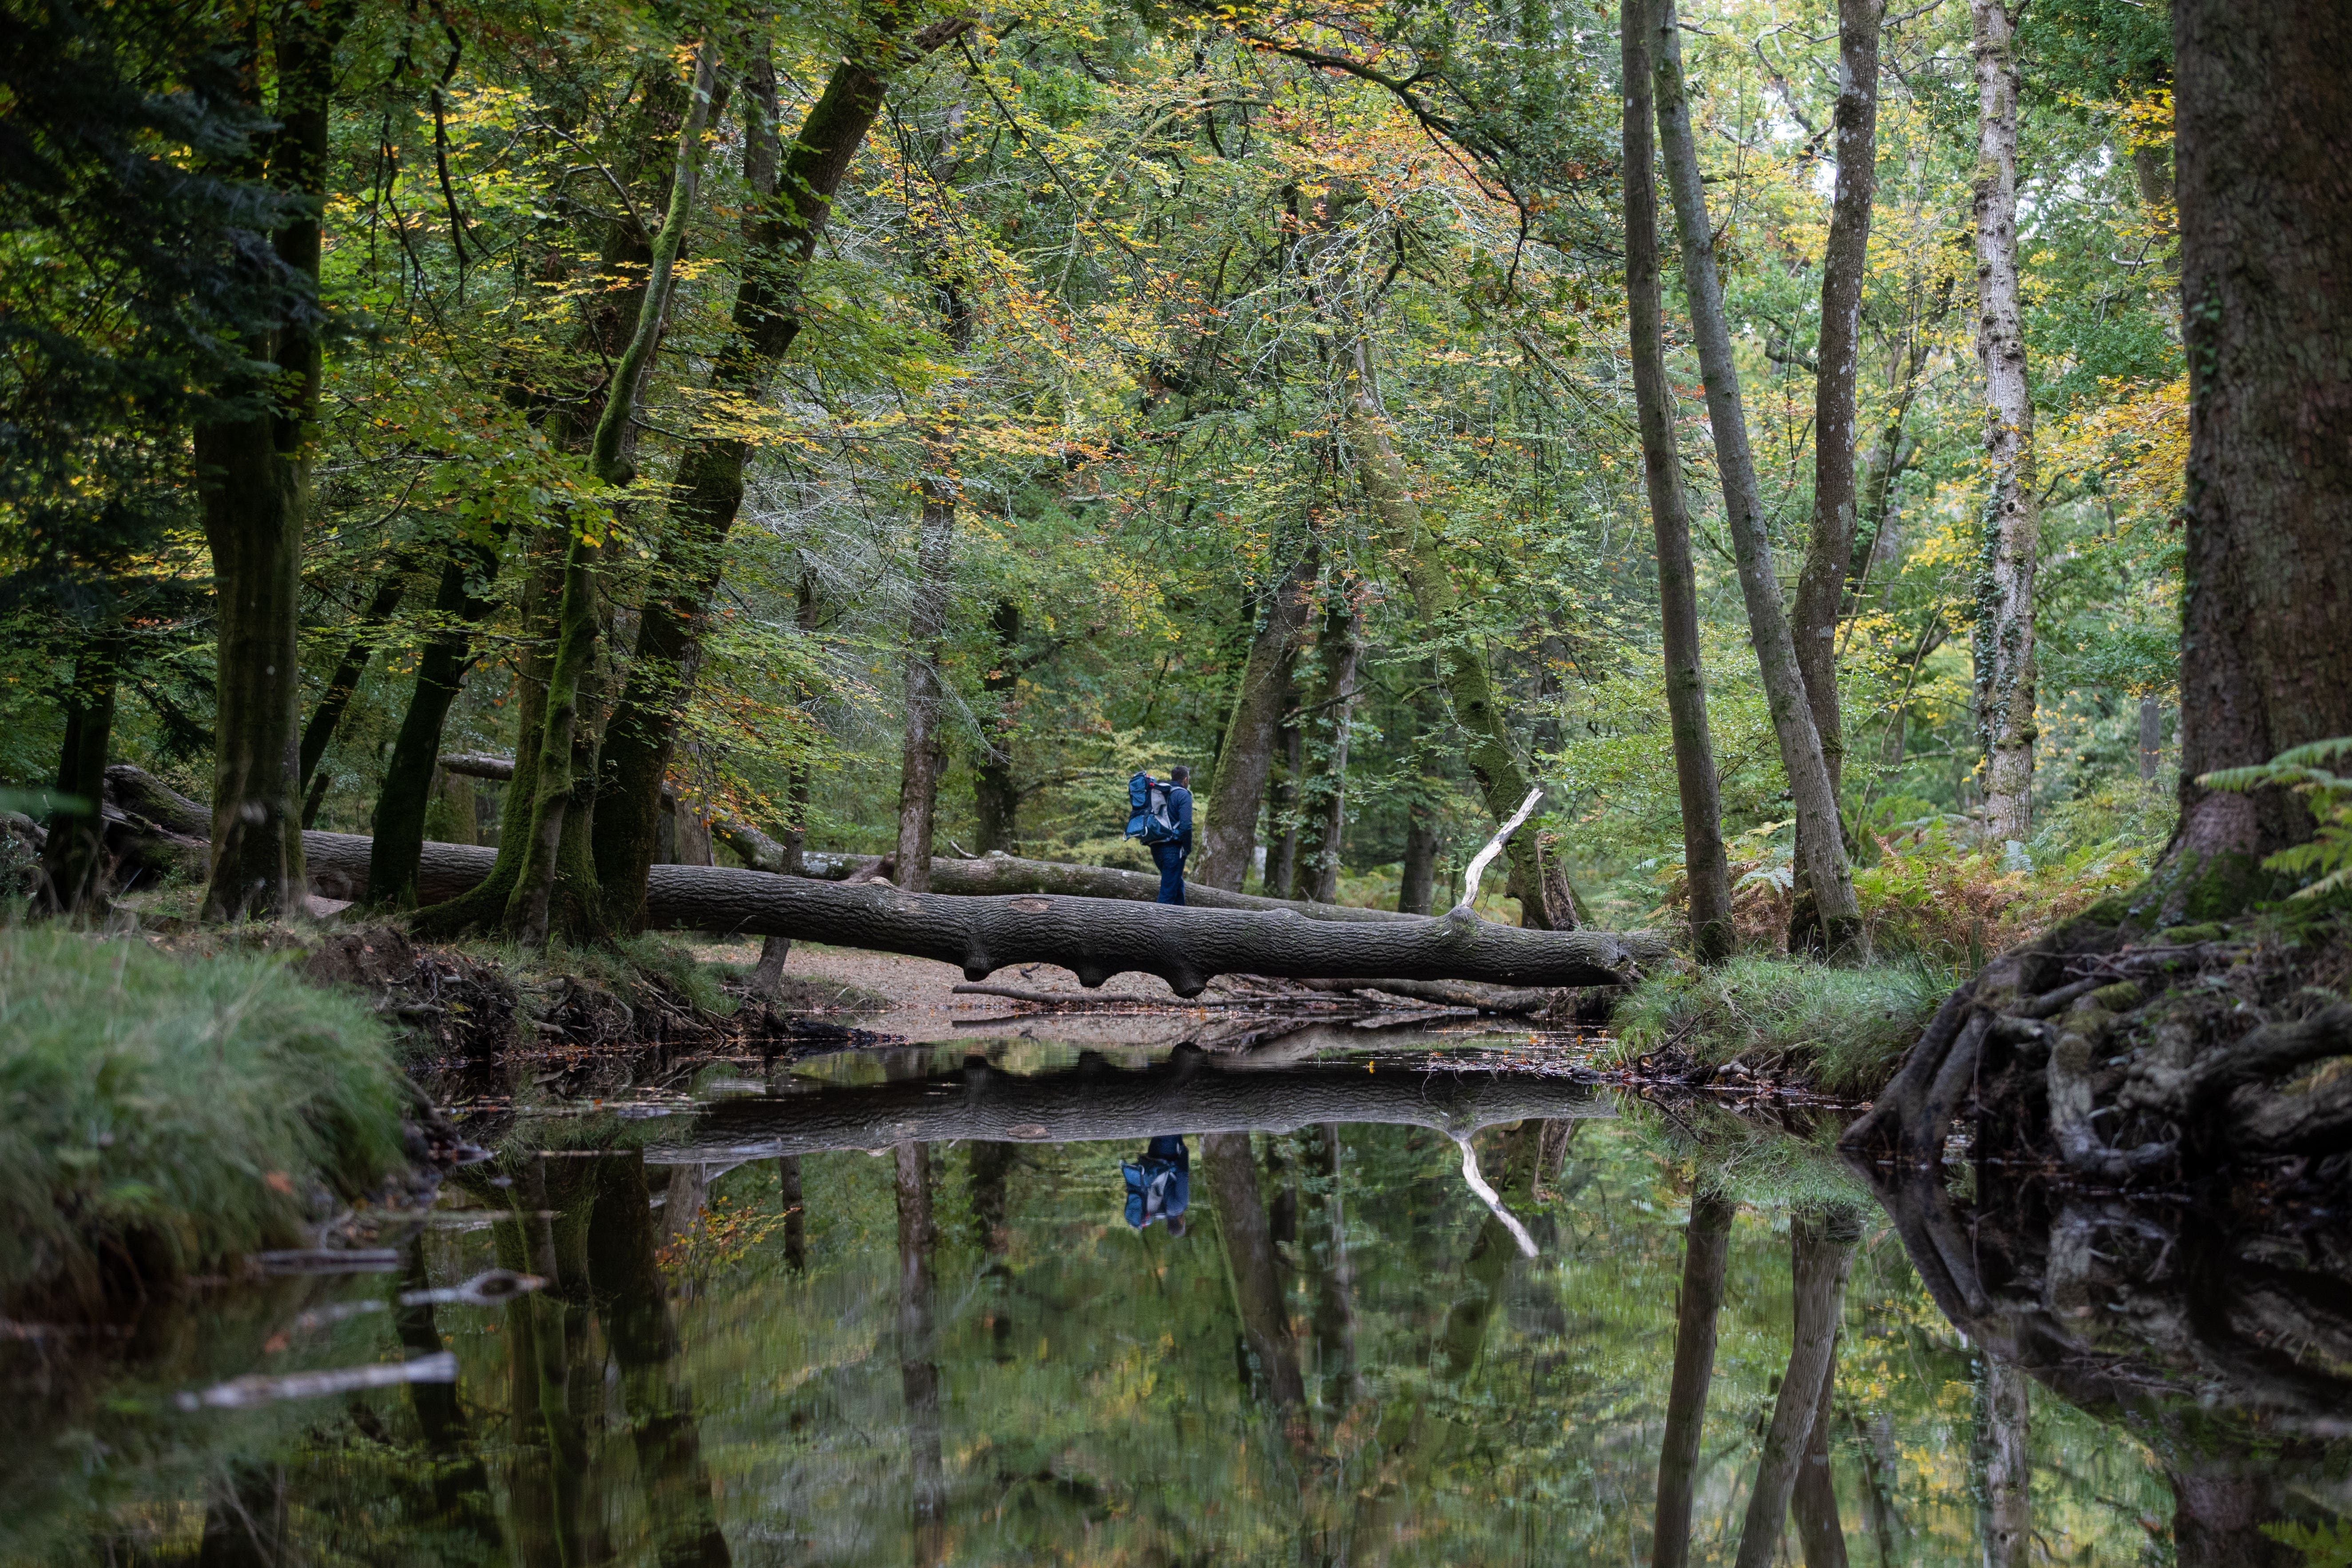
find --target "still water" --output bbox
[3,1034,2344,1565]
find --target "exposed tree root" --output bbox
[1842,909,2352,1182]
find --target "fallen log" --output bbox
[433,752,1419,924]
[640,1050,1612,1159]
[298,830,1660,995]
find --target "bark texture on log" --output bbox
[303,831,1658,992]
[644,1052,1609,1159]
[1968,0,2040,846]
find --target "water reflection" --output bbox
[0,1036,2343,1566]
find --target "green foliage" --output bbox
[0,928,409,1308]
[2266,1518,2352,1568]
[2200,738,2352,901]
[1610,953,1954,1094]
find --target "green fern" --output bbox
[2199,736,2352,899]
[2264,1518,2352,1568]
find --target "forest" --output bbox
[0,0,2195,952]
[4,0,2352,1562]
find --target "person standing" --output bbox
[1154,765,1195,904]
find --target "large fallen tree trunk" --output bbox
[638,1051,1612,1159]
[299,830,1660,995]
[435,751,1416,924]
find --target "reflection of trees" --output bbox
[1732,1208,1860,1568]
[1201,1131,1309,1422]
[1651,1189,1732,1568]
[461,1151,734,1568]
[1863,1161,2352,1568]
[395,1236,505,1559]
[895,1141,947,1568]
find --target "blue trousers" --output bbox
[1152,843,1188,905]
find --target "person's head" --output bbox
[1169,764,1190,786]
[1164,1213,1187,1239]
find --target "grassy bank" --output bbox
[1608,953,1955,1096]
[0,928,410,1313]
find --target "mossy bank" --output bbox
[0,928,415,1314]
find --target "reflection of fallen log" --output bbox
[298,831,1658,995]
[433,751,1416,924]
[641,1051,1611,1158]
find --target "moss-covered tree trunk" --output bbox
[1199,542,1318,892]
[1621,0,1732,961]
[595,21,974,926]
[1653,0,1862,953]
[1968,0,2040,847]
[298,552,417,797]
[1788,0,1881,953]
[509,44,718,947]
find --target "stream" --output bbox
[3,1028,2345,1565]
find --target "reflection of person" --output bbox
[1123,1134,1190,1235]
[1153,766,1195,905]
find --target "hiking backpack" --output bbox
[1125,772,1180,845]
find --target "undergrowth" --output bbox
[0,928,409,1312]
[1609,952,1955,1095]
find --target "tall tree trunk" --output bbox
[1732,1209,1861,1568]
[1342,342,1572,928]
[594,22,972,926]
[39,633,120,916]
[1621,0,1733,962]
[1200,542,1319,892]
[2165,0,2352,895]
[409,547,557,937]
[973,599,1022,852]
[1200,1131,1309,1420]
[894,1142,948,1565]
[369,537,502,906]
[1650,1189,1733,1568]
[510,44,718,946]
[894,282,973,896]
[1968,0,2040,846]
[1788,0,1883,953]
[1653,0,1863,953]
[1398,806,1440,915]
[1299,592,1360,903]
[194,2,351,923]
[2140,696,2163,782]
[1974,1358,2030,1568]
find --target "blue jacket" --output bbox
[1123,1135,1191,1229]
[1165,784,1194,853]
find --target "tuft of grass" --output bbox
[0,928,410,1311]
[1609,952,1955,1095]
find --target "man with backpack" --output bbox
[1125,764,1195,904]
